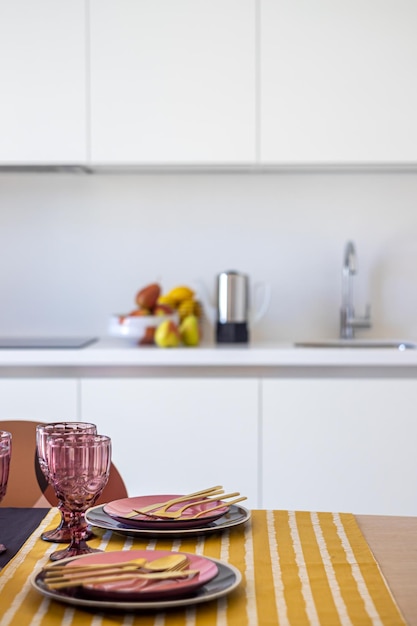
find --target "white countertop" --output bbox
[1,338,417,368]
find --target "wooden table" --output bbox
[357,515,417,626]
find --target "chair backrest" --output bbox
[0,420,128,507]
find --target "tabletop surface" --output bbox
[356,515,417,626]
[1,507,416,625]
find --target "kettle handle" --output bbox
[252,281,271,325]
[194,279,216,326]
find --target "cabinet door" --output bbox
[90,0,256,164]
[0,379,78,420]
[0,0,87,164]
[262,379,417,515]
[81,378,259,508]
[261,0,417,163]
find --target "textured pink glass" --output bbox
[46,433,111,561]
[0,431,12,554]
[36,422,97,543]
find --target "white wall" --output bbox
[1,170,417,343]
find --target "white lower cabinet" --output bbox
[2,375,417,515]
[262,379,417,515]
[81,378,259,508]
[0,379,78,422]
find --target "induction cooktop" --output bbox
[0,337,98,349]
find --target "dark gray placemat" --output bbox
[0,508,49,569]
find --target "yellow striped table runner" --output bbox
[0,509,405,626]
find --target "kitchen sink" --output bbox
[294,339,417,350]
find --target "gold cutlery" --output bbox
[42,553,194,589]
[188,496,247,519]
[125,485,224,518]
[45,569,200,589]
[43,553,188,577]
[137,492,243,519]
[43,558,147,577]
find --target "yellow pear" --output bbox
[154,320,181,348]
[179,314,200,346]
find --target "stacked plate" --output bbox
[32,493,250,611]
[85,493,251,538]
[32,548,242,610]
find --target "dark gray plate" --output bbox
[31,557,241,611]
[85,503,250,538]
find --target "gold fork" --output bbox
[186,496,247,519]
[125,485,224,518]
[136,492,242,519]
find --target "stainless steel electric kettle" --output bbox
[216,271,250,343]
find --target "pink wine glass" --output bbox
[46,432,111,561]
[0,431,12,554]
[36,422,97,543]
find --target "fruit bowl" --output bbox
[108,314,178,345]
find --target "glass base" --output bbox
[41,525,95,543]
[49,544,102,562]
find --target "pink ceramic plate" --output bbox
[60,549,218,601]
[103,495,230,530]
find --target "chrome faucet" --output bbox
[340,241,372,339]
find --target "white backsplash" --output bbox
[1,170,417,343]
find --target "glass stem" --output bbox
[59,501,71,527]
[68,511,90,551]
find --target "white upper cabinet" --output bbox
[260,0,417,164]
[89,0,256,165]
[2,1,415,167]
[0,1,87,164]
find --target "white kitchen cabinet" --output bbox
[81,378,259,508]
[262,379,417,515]
[89,0,256,165]
[0,0,87,164]
[0,379,78,421]
[261,0,417,164]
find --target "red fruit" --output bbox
[129,308,151,316]
[135,283,161,310]
[153,303,175,316]
[119,308,150,323]
[139,327,156,345]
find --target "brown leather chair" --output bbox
[0,420,128,507]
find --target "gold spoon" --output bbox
[146,553,189,571]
